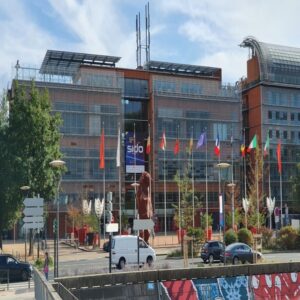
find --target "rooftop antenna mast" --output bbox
[145,2,150,64]
[136,2,151,68]
[136,12,142,68]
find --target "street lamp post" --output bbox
[216,163,230,242]
[227,183,236,229]
[49,159,65,278]
[131,182,140,219]
[20,185,30,262]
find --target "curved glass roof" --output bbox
[240,36,300,85]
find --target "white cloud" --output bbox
[157,0,300,82]
[1,0,300,91]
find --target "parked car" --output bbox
[200,241,224,263]
[0,254,32,282]
[220,242,263,265]
[111,235,156,269]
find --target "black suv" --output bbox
[0,254,32,282]
[200,241,224,263]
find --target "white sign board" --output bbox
[23,198,44,207]
[23,207,43,216]
[106,223,119,233]
[23,216,44,223]
[23,222,44,230]
[23,197,44,230]
[133,219,154,231]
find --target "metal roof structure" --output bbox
[240,36,300,85]
[40,50,121,76]
[144,60,220,78]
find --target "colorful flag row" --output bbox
[99,128,282,174]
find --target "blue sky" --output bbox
[1,0,300,92]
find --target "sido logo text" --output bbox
[127,145,143,153]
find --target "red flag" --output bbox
[214,134,220,157]
[99,128,105,169]
[146,135,151,154]
[174,138,179,155]
[277,142,282,174]
[160,131,166,151]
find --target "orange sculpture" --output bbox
[136,171,153,243]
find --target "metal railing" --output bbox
[33,268,61,300]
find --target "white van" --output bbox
[111,235,156,269]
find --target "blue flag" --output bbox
[197,132,207,148]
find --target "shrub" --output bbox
[237,228,253,246]
[187,227,205,256]
[261,226,274,249]
[224,229,237,246]
[277,226,298,250]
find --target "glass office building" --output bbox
[11,50,241,235]
[240,36,300,212]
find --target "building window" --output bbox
[268,111,272,119]
[291,131,295,140]
[213,123,228,140]
[298,113,300,121]
[291,113,295,121]
[276,130,280,138]
[275,111,280,120]
[283,131,288,139]
[269,130,273,138]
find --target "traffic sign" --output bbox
[23,197,44,230]
[23,216,44,223]
[23,207,43,216]
[106,223,119,233]
[23,198,44,207]
[23,222,44,229]
[133,219,154,231]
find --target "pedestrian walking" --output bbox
[43,251,49,280]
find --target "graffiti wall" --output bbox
[161,272,300,299]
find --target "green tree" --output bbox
[0,82,63,250]
[246,143,265,228]
[290,163,300,213]
[173,161,201,230]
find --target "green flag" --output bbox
[247,134,257,152]
[264,134,270,156]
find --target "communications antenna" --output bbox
[136,2,150,68]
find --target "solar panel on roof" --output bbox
[40,50,121,76]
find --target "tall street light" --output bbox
[216,162,230,242]
[20,185,30,262]
[227,182,236,229]
[49,159,65,278]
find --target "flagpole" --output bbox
[164,132,167,239]
[192,127,195,228]
[117,123,122,234]
[205,130,208,239]
[256,155,259,233]
[134,122,137,219]
[279,142,283,228]
[102,122,106,241]
[243,128,247,200]
[231,130,235,229]
[177,125,181,237]
[218,149,221,240]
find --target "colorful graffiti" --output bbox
[161,272,300,299]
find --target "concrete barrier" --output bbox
[56,262,300,290]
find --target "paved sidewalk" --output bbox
[0,288,34,300]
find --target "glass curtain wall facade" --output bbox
[241,37,300,212]
[151,74,241,230]
[12,50,242,235]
